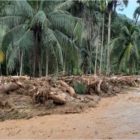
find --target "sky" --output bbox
[117,0,138,19]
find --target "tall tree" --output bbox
[0,0,81,76]
[98,0,107,74]
[111,21,140,74]
[134,0,140,25]
[106,0,128,75]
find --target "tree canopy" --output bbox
[0,0,140,76]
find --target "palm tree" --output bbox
[111,21,140,74]
[106,0,128,75]
[98,0,107,75]
[81,1,101,74]
[134,0,140,25]
[0,0,81,76]
[80,29,99,74]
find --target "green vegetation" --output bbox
[0,0,140,76]
[73,82,87,94]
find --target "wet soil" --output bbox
[0,87,140,139]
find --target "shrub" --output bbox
[73,82,87,94]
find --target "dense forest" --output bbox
[0,0,140,77]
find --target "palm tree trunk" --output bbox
[94,26,100,75]
[94,46,98,75]
[33,49,36,77]
[106,11,112,75]
[38,61,42,77]
[135,14,139,25]
[99,13,105,75]
[6,52,8,75]
[29,53,32,78]
[19,50,23,76]
[38,49,43,77]
[45,49,49,76]
[89,19,92,74]
[89,53,92,74]
[63,61,66,75]
[0,64,2,76]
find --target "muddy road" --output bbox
[0,87,140,139]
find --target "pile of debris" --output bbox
[60,75,139,96]
[0,77,77,105]
[0,75,139,105]
[0,75,139,121]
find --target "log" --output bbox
[59,80,76,97]
[48,91,67,105]
[97,80,103,94]
[0,83,19,94]
[11,76,30,80]
[33,88,49,104]
[33,87,67,105]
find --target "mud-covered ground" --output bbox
[0,87,140,139]
[0,75,139,121]
[0,92,100,121]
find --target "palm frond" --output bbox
[0,50,5,63]
[2,24,26,49]
[48,11,78,35]
[43,28,63,66]
[3,1,33,18]
[54,30,76,48]
[73,20,84,41]
[6,45,19,72]
[99,0,107,12]
[0,16,24,27]
[16,30,34,51]
[133,6,140,19]
[15,0,33,18]
[132,42,139,59]
[30,10,47,28]
[121,26,130,37]
[39,0,59,13]
[54,0,74,11]
[122,0,128,7]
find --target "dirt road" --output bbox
[0,87,140,139]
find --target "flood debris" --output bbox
[0,75,139,121]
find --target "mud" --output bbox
[0,92,100,121]
[0,87,140,139]
[0,75,139,121]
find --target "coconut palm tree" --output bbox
[106,0,128,75]
[111,21,140,74]
[98,0,107,75]
[0,0,82,76]
[133,0,140,24]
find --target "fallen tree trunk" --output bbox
[49,91,67,105]
[33,87,67,105]
[59,80,76,97]
[97,80,103,94]
[0,83,20,94]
